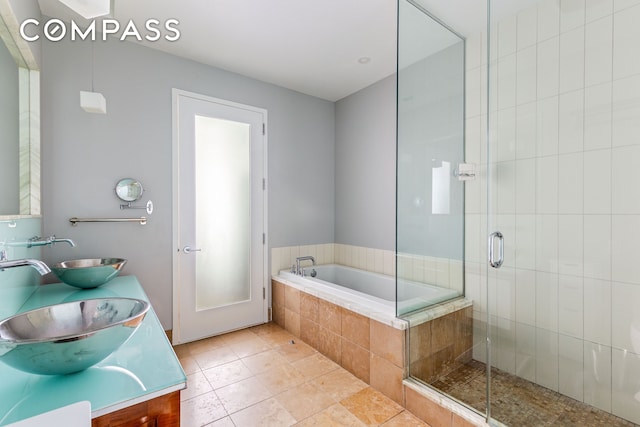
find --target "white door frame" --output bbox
[171,88,269,344]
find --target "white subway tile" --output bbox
[612,146,640,213]
[494,317,517,374]
[584,278,612,345]
[536,271,559,331]
[271,248,281,276]
[516,47,537,107]
[613,3,640,79]
[516,159,536,215]
[537,37,560,98]
[516,102,537,160]
[497,107,517,162]
[612,282,640,350]
[536,215,559,273]
[516,322,537,382]
[466,32,483,70]
[496,214,516,269]
[537,97,560,157]
[584,342,612,412]
[558,334,584,401]
[366,247,375,273]
[583,215,612,280]
[538,0,561,41]
[498,15,517,58]
[466,66,482,118]
[518,6,538,50]
[516,269,537,326]
[465,214,482,264]
[499,54,517,110]
[374,249,384,274]
[612,347,640,424]
[449,260,464,293]
[496,161,516,215]
[325,244,334,264]
[515,215,536,271]
[558,275,584,338]
[559,28,585,94]
[585,15,613,87]
[614,0,640,11]
[584,83,612,151]
[586,0,613,22]
[466,267,486,312]
[612,215,640,284]
[558,153,584,214]
[436,258,450,287]
[536,156,559,214]
[536,328,560,390]
[466,116,482,163]
[559,90,585,154]
[612,74,640,148]
[412,256,425,283]
[358,246,367,270]
[560,0,585,33]
[558,215,583,276]
[496,267,516,320]
[383,250,395,276]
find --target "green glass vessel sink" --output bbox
[0,298,149,375]
[51,258,127,289]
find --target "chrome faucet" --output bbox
[28,235,76,248]
[295,256,315,276]
[0,249,51,275]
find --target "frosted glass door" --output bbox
[173,90,268,344]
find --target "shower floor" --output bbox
[428,360,638,427]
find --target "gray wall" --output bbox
[334,75,396,250]
[40,38,335,329]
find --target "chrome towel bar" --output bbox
[69,217,147,226]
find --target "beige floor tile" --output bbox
[180,391,227,427]
[242,349,288,374]
[294,403,367,426]
[215,377,273,414]
[208,416,236,427]
[203,359,254,390]
[275,382,335,421]
[252,324,297,347]
[228,336,271,358]
[257,363,307,395]
[173,343,191,358]
[291,352,340,380]
[276,339,317,362]
[230,397,297,427]
[340,387,404,426]
[381,410,431,427]
[188,335,227,355]
[311,368,368,402]
[181,371,213,401]
[178,355,200,375]
[221,328,260,345]
[193,346,239,370]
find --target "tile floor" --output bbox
[174,323,430,427]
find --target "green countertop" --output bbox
[0,275,186,426]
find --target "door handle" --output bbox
[488,231,504,269]
[183,246,202,254]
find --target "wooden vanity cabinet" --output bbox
[92,391,180,427]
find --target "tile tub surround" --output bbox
[273,278,407,405]
[408,305,474,384]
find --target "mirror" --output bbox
[0,10,40,218]
[115,178,144,202]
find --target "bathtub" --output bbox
[277,264,460,323]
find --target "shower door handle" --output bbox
[183,246,202,254]
[488,231,504,268]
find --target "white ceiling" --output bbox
[37,0,536,102]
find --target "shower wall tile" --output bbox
[498,55,517,110]
[536,328,559,391]
[535,215,559,273]
[558,153,584,213]
[583,342,612,412]
[560,0,585,33]
[558,214,583,276]
[516,103,537,159]
[583,149,611,214]
[583,278,612,345]
[466,33,482,71]
[535,157,559,214]
[498,15,517,58]
[536,272,559,332]
[611,282,640,351]
[586,0,613,22]
[584,83,612,151]
[537,37,561,98]
[517,47,537,106]
[515,215,536,270]
[515,269,536,326]
[558,90,585,154]
[518,7,538,50]
[558,275,583,338]
[465,67,482,119]
[583,215,611,280]
[515,322,537,382]
[536,96,560,156]
[614,0,640,11]
[612,74,640,148]
[611,215,640,284]
[585,15,613,86]
[515,159,536,214]
[612,146,640,213]
[538,0,561,42]
[612,4,640,80]
[612,348,640,424]
[558,334,584,401]
[559,28,585,93]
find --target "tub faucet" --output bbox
[295,256,315,276]
[0,249,51,275]
[28,235,76,248]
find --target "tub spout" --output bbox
[0,250,51,275]
[295,256,315,276]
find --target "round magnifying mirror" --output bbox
[115,178,144,202]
